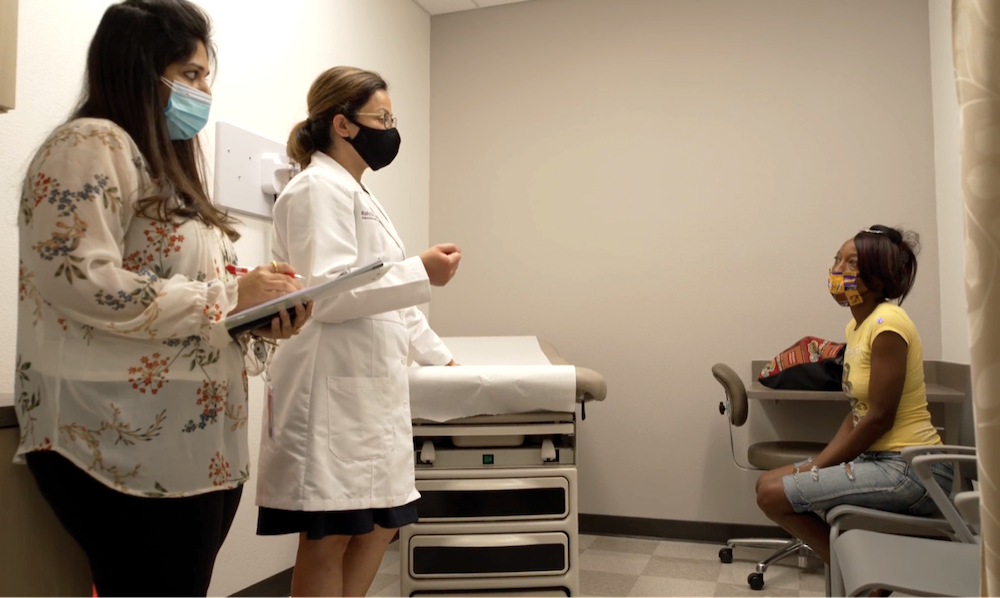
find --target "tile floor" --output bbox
[364,535,828,597]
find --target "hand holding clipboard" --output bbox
[226,261,310,339]
[225,260,392,338]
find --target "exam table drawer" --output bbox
[416,478,569,522]
[409,532,569,578]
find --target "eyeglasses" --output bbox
[355,111,398,130]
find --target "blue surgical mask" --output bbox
[161,77,211,140]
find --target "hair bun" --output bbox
[869,224,903,245]
[306,117,332,155]
[295,121,315,152]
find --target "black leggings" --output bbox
[26,451,242,597]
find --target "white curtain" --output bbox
[953,0,1000,594]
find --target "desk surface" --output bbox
[747,381,966,403]
[746,359,969,404]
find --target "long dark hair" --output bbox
[72,0,239,240]
[286,67,388,169]
[854,225,919,305]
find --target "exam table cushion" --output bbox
[536,339,607,402]
[408,338,607,422]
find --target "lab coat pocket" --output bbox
[327,376,395,461]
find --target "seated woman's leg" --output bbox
[756,474,832,563]
[756,463,797,494]
[756,453,939,565]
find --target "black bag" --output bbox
[758,337,846,392]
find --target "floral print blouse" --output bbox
[15,118,253,497]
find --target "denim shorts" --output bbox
[781,451,954,516]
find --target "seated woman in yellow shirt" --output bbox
[755,225,953,566]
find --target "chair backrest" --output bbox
[712,363,748,427]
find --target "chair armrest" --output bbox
[827,504,927,525]
[904,448,979,494]
[901,445,976,464]
[911,454,979,543]
[826,505,953,537]
[955,491,980,528]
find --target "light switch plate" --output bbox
[213,120,287,220]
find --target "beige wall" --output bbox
[929,0,970,364]
[429,0,942,524]
[0,0,429,593]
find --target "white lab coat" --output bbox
[256,151,452,512]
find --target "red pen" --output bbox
[226,264,303,280]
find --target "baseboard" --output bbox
[579,514,791,544]
[231,520,788,596]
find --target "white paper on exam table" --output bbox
[407,336,576,422]
[437,336,554,366]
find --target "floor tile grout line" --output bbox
[370,538,827,598]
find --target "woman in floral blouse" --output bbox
[14,1,310,595]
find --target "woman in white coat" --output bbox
[255,66,462,597]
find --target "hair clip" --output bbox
[861,229,885,235]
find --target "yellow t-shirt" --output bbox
[842,302,942,452]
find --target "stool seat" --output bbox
[748,441,824,471]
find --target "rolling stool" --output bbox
[712,363,825,591]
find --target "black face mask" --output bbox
[345,120,401,171]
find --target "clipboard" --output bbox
[226,260,391,337]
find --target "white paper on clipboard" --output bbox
[225,260,391,335]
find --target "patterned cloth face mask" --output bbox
[829,270,863,307]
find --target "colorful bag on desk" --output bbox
[758,336,845,391]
